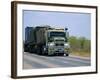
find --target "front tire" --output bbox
[64,53,69,56]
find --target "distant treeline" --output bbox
[68,36,91,53]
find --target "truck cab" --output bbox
[43,28,70,56]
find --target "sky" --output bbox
[23,10,91,40]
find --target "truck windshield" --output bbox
[48,32,67,42]
[50,32,66,37]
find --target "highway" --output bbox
[23,52,90,69]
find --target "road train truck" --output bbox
[24,25,70,56]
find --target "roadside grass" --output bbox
[70,51,90,57]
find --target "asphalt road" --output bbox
[23,52,90,69]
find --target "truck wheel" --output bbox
[42,49,45,55]
[42,47,48,56]
[36,47,42,55]
[64,53,69,56]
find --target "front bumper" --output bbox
[48,47,69,55]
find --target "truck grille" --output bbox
[55,43,64,46]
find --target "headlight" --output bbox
[64,43,70,48]
[49,42,54,46]
[48,43,54,51]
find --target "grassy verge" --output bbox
[70,51,90,57]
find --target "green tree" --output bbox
[78,37,86,50]
[84,39,91,52]
[69,36,79,51]
[69,36,90,53]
